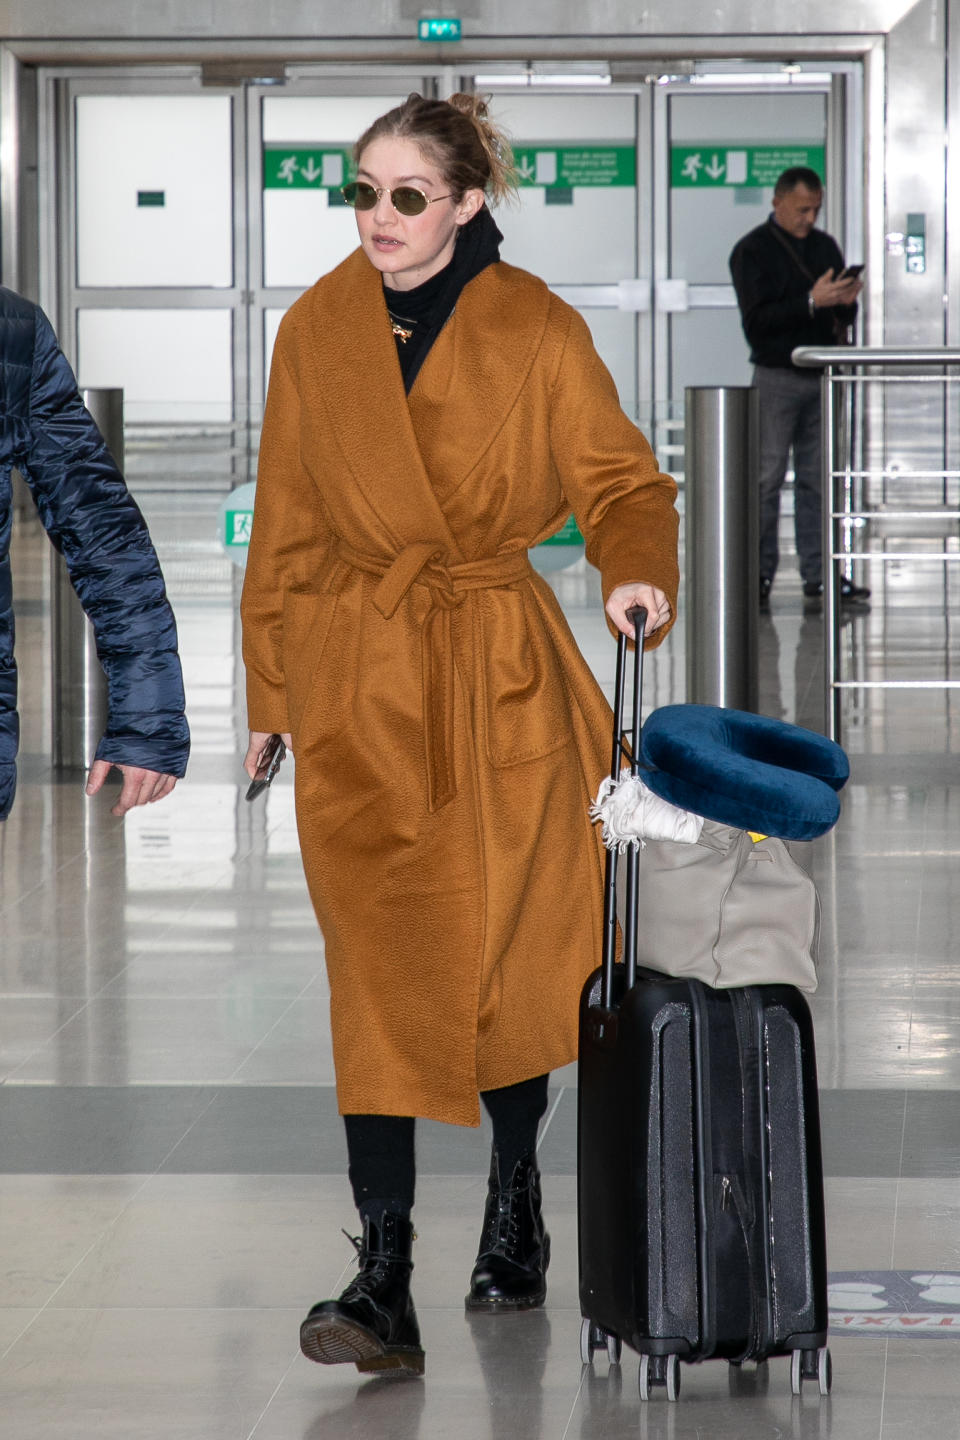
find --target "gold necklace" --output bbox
[387,309,415,344]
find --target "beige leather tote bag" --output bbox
[616,820,820,992]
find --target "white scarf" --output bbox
[590,771,703,851]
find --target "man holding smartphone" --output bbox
[729,166,867,606]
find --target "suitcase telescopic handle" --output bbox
[600,606,647,1009]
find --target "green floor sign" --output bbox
[225,507,253,547]
[671,144,825,188]
[540,516,584,545]
[219,482,257,569]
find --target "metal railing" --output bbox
[793,346,960,741]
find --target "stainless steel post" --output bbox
[684,386,758,711]
[50,388,122,769]
[821,367,842,741]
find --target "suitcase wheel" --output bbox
[579,1317,621,1366]
[638,1352,680,1403]
[790,1346,832,1397]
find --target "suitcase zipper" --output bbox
[711,1163,754,1353]
[687,982,717,1357]
[731,988,775,1358]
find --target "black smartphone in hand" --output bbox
[840,263,864,280]
[245,734,286,801]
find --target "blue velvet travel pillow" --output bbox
[638,705,850,842]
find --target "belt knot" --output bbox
[369,541,463,620]
[334,539,533,812]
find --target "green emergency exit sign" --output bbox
[671,144,825,188]
[263,146,352,188]
[418,17,461,41]
[513,146,635,188]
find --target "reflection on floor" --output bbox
[1,489,959,1439]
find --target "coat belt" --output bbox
[335,540,534,812]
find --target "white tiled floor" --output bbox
[1,488,959,1437]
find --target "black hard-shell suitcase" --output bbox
[577,610,832,1401]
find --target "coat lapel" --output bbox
[407,262,552,506]
[298,249,463,559]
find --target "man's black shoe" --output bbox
[803,578,871,603]
[759,576,772,607]
[840,576,871,603]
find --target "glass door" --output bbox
[651,69,862,473]
[49,74,247,482]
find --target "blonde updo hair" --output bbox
[354,92,517,206]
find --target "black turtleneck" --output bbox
[383,206,503,393]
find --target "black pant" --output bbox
[344,1073,549,1216]
[754,365,823,586]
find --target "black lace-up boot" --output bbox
[465,1149,550,1311]
[299,1211,424,1376]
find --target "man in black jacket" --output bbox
[729,166,868,605]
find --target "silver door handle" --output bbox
[549,281,651,311]
[656,279,689,312]
[617,279,651,311]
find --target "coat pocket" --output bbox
[478,585,573,768]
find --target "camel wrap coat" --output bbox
[241,246,679,1127]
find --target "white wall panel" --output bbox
[262,94,404,143]
[77,308,233,423]
[76,95,233,288]
[574,308,637,411]
[499,188,635,285]
[264,307,286,384]
[490,93,636,142]
[263,189,359,287]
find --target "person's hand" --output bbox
[605,583,672,641]
[810,267,863,310]
[85,760,178,817]
[244,730,293,780]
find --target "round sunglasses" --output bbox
[341,181,452,217]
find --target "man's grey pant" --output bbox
[754,365,823,587]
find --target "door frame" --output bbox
[649,64,865,428]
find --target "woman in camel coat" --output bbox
[241,92,678,1379]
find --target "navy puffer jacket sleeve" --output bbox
[1,296,189,814]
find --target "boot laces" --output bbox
[482,1189,524,1254]
[340,1225,415,1275]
